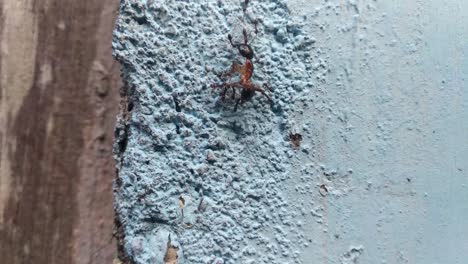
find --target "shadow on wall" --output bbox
[0,0,121,263]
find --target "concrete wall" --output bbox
[112,0,468,263]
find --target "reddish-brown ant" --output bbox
[211,0,272,111]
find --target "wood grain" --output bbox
[0,0,120,263]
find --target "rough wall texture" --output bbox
[113,0,468,263]
[0,0,120,263]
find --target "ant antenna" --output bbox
[228,34,237,49]
[247,19,259,45]
[254,19,259,35]
[227,1,259,50]
[243,1,260,45]
[243,29,248,45]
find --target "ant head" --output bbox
[238,44,254,60]
[228,33,254,59]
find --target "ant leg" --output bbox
[263,83,273,92]
[254,19,259,35]
[222,61,242,81]
[220,82,246,92]
[234,92,248,112]
[221,87,228,101]
[211,83,229,101]
[252,84,272,103]
[231,87,236,100]
[223,61,243,82]
[234,98,241,112]
[222,82,247,110]
[210,83,223,89]
[243,29,249,45]
[228,34,237,48]
[247,19,260,45]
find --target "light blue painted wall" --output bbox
[113,0,467,263]
[288,0,468,263]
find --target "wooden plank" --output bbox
[0,0,120,263]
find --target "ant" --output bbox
[211,0,272,111]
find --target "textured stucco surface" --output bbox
[112,0,468,263]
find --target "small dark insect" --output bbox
[289,133,303,148]
[212,1,272,111]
